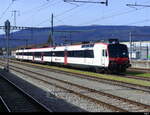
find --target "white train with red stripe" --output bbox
[15,39,131,73]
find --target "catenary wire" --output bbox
[0,0,15,21]
[78,0,150,26]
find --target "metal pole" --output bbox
[6,31,9,71]
[139,41,142,60]
[147,45,149,60]
[129,32,132,60]
[51,13,54,46]
[11,10,19,26]
[4,20,10,72]
[13,10,17,26]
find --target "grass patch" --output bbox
[28,62,150,87]
[126,71,150,78]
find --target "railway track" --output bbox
[1,59,150,82]
[0,73,51,112]
[1,61,150,112]
[0,96,11,112]
[117,74,150,82]
[127,68,150,73]
[10,59,150,81]
[3,59,150,93]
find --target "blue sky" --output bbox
[0,0,150,31]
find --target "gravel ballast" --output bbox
[9,63,150,106]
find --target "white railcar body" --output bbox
[15,41,130,73]
[15,43,109,68]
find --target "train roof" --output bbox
[16,39,120,51]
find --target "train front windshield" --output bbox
[108,44,128,58]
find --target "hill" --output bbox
[0,25,150,48]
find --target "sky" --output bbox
[0,0,150,34]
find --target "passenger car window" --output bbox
[102,49,107,57]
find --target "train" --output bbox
[15,39,131,73]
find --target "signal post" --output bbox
[4,20,11,72]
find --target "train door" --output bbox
[32,52,34,62]
[64,50,68,65]
[41,52,44,62]
[101,49,107,67]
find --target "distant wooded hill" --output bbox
[0,25,150,48]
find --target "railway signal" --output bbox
[4,20,11,71]
[5,20,11,36]
[1,20,41,71]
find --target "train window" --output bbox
[34,52,41,58]
[102,50,105,57]
[52,52,55,56]
[17,52,23,55]
[24,52,27,55]
[74,51,84,57]
[19,53,22,55]
[108,44,128,58]
[22,52,32,56]
[105,50,108,57]
[102,50,107,57]
[67,50,94,58]
[16,50,94,58]
[84,50,94,58]
[44,52,52,56]
[51,51,64,57]
[68,51,74,57]
[27,52,33,56]
[55,51,64,57]
[67,51,83,57]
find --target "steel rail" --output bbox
[7,64,150,112]
[6,59,150,93]
[1,59,150,81]
[8,66,128,112]
[6,59,150,82]
[9,59,150,81]
[0,72,52,112]
[0,60,150,93]
[0,96,11,112]
[117,74,150,82]
[127,68,150,73]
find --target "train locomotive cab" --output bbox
[107,43,131,73]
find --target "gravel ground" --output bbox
[8,69,114,112]
[9,63,150,106]
[9,66,150,112]
[0,63,150,112]
[0,68,86,112]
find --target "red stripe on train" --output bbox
[109,57,128,61]
[109,57,129,64]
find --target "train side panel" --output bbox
[93,43,109,68]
